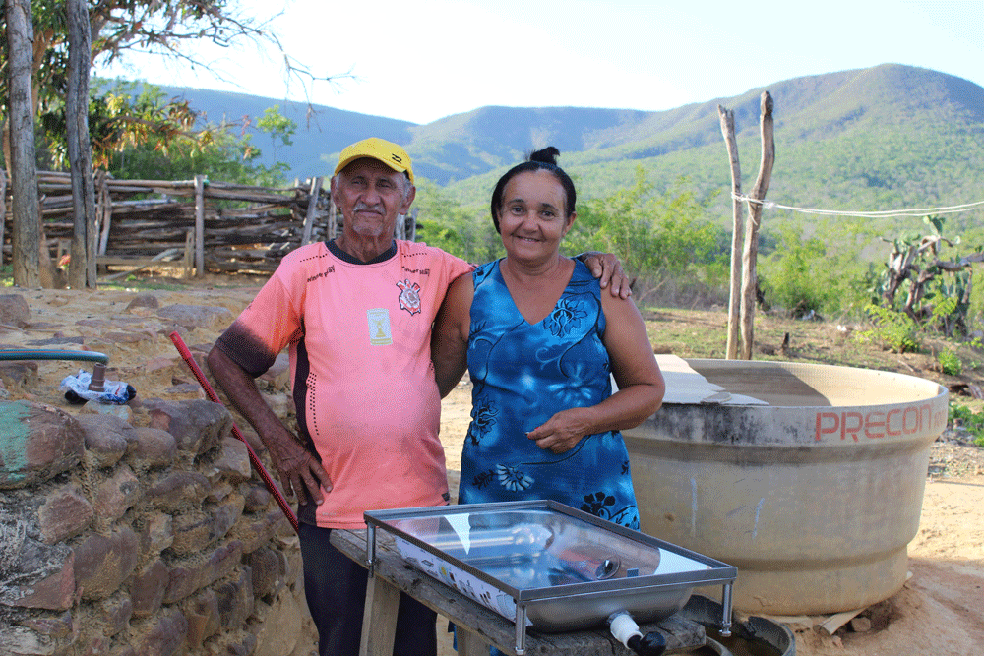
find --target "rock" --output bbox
[132,608,188,656]
[142,398,230,454]
[79,401,135,423]
[252,591,307,656]
[77,414,139,469]
[93,464,143,522]
[210,630,258,656]
[137,511,174,555]
[246,547,283,599]
[20,607,76,640]
[207,479,236,504]
[215,567,254,629]
[0,401,85,490]
[0,361,38,390]
[129,560,169,619]
[94,592,133,638]
[169,510,213,556]
[243,484,272,512]
[125,293,160,312]
[184,588,219,647]
[3,607,77,655]
[163,540,243,604]
[73,527,140,601]
[258,352,290,388]
[227,508,290,554]
[0,505,76,611]
[128,427,177,470]
[210,495,246,544]
[156,304,232,330]
[145,471,211,512]
[2,551,77,611]
[0,293,30,326]
[262,391,291,419]
[851,616,873,632]
[143,355,179,374]
[37,483,94,544]
[211,437,252,482]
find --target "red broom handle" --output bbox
[169,331,299,533]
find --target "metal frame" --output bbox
[365,500,736,655]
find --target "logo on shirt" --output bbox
[396,279,421,316]
[367,309,392,345]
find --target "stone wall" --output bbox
[0,389,314,656]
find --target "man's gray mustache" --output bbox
[353,203,384,212]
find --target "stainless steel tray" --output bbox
[364,500,736,654]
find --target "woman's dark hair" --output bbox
[490,147,577,233]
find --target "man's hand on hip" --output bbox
[268,434,332,506]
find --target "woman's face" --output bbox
[497,170,576,265]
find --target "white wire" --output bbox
[732,194,984,218]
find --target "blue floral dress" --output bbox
[458,259,640,529]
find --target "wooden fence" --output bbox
[0,170,418,277]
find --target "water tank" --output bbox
[625,357,948,615]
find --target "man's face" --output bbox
[331,158,415,240]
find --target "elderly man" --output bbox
[207,138,627,656]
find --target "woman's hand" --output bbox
[527,408,592,454]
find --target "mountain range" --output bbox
[149,63,984,233]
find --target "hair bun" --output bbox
[528,147,560,165]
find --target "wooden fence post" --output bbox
[184,230,194,279]
[328,200,339,241]
[194,174,206,277]
[96,171,112,255]
[739,91,775,360]
[718,106,743,360]
[405,208,417,242]
[300,176,323,246]
[0,168,6,269]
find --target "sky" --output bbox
[99,0,984,126]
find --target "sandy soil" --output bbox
[3,283,982,655]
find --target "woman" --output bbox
[431,148,664,529]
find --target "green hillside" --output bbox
[444,64,984,237]
[144,63,984,237]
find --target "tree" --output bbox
[1,0,337,286]
[5,0,42,287]
[66,0,96,288]
[412,179,496,265]
[96,84,292,186]
[872,215,984,337]
[256,105,296,163]
[2,0,333,165]
[565,169,728,305]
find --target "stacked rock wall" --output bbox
[0,395,312,656]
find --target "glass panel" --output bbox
[386,507,708,590]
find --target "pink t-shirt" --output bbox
[215,240,472,528]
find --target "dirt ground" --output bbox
[2,281,982,655]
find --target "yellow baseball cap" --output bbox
[334,137,414,184]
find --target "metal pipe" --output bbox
[719,583,733,637]
[0,349,109,364]
[89,362,106,391]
